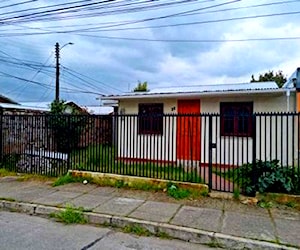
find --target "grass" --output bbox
[17,174,56,182]
[122,224,151,236]
[166,183,191,200]
[52,173,92,187]
[0,197,16,202]
[258,200,273,209]
[0,168,18,177]
[50,204,87,224]
[71,144,203,184]
[0,154,20,172]
[285,201,297,208]
[233,188,240,200]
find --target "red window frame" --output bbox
[138,103,163,135]
[220,102,253,137]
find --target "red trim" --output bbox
[117,157,238,169]
[200,162,238,169]
[117,157,176,165]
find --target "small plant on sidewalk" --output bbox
[123,224,151,236]
[52,173,91,187]
[166,182,191,200]
[50,204,87,224]
[233,188,240,200]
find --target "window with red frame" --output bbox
[220,102,253,137]
[138,103,163,135]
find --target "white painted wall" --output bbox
[116,92,297,167]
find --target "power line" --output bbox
[0,0,37,10]
[61,65,123,93]
[76,34,300,43]
[0,0,196,25]
[82,10,300,32]
[2,0,298,33]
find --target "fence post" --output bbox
[250,113,257,197]
[0,108,3,163]
[208,115,213,190]
[67,115,71,172]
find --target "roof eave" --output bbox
[102,88,294,100]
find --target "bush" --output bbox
[237,160,300,195]
[47,100,88,153]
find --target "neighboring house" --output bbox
[85,106,114,115]
[102,75,298,168]
[0,94,18,105]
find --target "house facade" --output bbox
[103,79,298,169]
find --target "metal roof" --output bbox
[0,103,49,111]
[102,81,286,100]
[283,68,299,89]
[84,106,114,115]
[0,94,18,104]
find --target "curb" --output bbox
[0,200,298,250]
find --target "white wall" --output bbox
[116,92,297,167]
[117,98,177,162]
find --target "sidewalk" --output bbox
[0,176,299,250]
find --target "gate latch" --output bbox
[211,143,217,148]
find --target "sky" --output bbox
[1,0,300,106]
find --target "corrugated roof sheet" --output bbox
[84,106,114,115]
[0,103,49,111]
[104,81,279,99]
[148,81,278,94]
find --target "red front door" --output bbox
[176,100,201,161]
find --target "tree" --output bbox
[48,100,87,153]
[250,70,287,88]
[133,81,149,92]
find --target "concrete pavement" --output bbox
[0,211,211,250]
[0,176,299,250]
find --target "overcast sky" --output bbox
[1,0,300,106]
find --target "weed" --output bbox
[0,197,16,202]
[115,179,126,188]
[129,181,161,192]
[285,201,297,208]
[17,174,55,182]
[52,173,91,187]
[156,231,172,239]
[50,204,87,224]
[166,183,191,200]
[258,201,273,208]
[206,241,223,248]
[122,224,151,236]
[233,188,240,200]
[0,168,17,177]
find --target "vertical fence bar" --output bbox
[251,113,257,197]
[0,108,3,164]
[208,115,213,190]
[286,113,289,166]
[292,114,295,170]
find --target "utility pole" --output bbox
[54,42,73,101]
[55,42,60,101]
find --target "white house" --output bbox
[102,75,299,169]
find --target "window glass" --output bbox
[220,102,253,137]
[138,103,163,135]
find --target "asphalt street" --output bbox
[0,211,215,250]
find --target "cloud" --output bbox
[1,0,300,105]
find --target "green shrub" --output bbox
[236,160,300,195]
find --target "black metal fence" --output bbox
[0,113,299,195]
